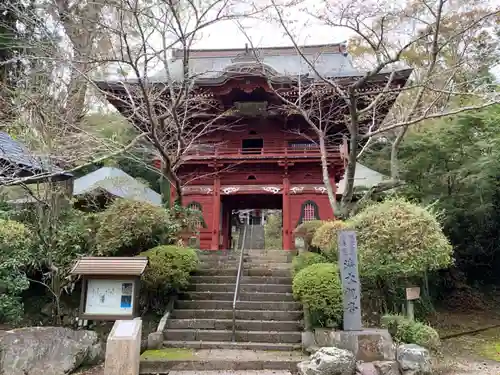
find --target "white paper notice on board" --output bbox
[85,279,134,315]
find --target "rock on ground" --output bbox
[0,326,103,375]
[356,362,378,375]
[373,361,400,375]
[356,361,399,375]
[298,346,356,375]
[396,344,432,375]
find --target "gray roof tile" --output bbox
[73,167,162,205]
[0,132,71,181]
[151,44,361,82]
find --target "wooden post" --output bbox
[405,287,420,321]
[282,175,292,250]
[406,300,415,321]
[211,177,221,250]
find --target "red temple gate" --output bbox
[97,43,411,250]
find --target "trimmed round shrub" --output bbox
[351,198,453,278]
[139,245,198,291]
[293,263,343,327]
[381,314,441,351]
[294,220,324,250]
[311,220,349,262]
[292,252,327,276]
[0,219,32,323]
[95,200,180,256]
[0,218,32,261]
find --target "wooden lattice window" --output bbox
[297,200,320,225]
[187,202,207,229]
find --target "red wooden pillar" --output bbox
[282,175,292,251]
[211,177,221,250]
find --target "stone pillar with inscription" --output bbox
[105,319,142,375]
[333,231,396,362]
[338,230,362,331]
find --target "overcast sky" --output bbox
[176,7,499,78]
[188,10,350,50]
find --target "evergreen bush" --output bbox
[352,198,453,278]
[294,220,324,250]
[0,219,33,323]
[292,251,327,276]
[311,220,349,261]
[292,263,343,327]
[139,245,198,292]
[381,314,441,351]
[95,199,180,256]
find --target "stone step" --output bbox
[193,269,238,276]
[197,262,241,269]
[198,259,291,267]
[197,262,292,269]
[167,319,302,332]
[140,349,305,374]
[162,371,293,375]
[175,300,301,311]
[246,250,295,257]
[193,268,290,277]
[170,309,302,321]
[247,264,291,271]
[161,341,302,351]
[180,291,295,302]
[187,283,293,293]
[141,359,298,373]
[190,275,236,284]
[245,268,291,277]
[164,329,301,344]
[190,276,293,285]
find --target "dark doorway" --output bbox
[242,138,263,154]
[222,194,283,250]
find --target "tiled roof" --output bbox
[336,163,387,194]
[151,43,361,82]
[0,132,72,182]
[73,166,162,205]
[70,256,149,276]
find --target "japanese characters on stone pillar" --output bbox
[338,230,362,331]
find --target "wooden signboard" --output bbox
[406,287,421,301]
[70,257,148,321]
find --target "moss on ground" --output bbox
[141,348,195,361]
[479,340,500,361]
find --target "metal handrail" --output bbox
[232,225,249,342]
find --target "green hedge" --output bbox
[292,263,343,328]
[292,252,327,276]
[311,220,349,262]
[0,219,33,323]
[96,200,180,256]
[294,220,324,250]
[381,314,441,351]
[139,245,198,292]
[351,198,453,278]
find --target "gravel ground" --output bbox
[436,357,500,375]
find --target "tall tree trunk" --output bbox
[340,131,359,217]
[319,134,338,216]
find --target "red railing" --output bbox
[183,145,340,159]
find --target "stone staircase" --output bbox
[141,248,306,372]
[237,224,266,250]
